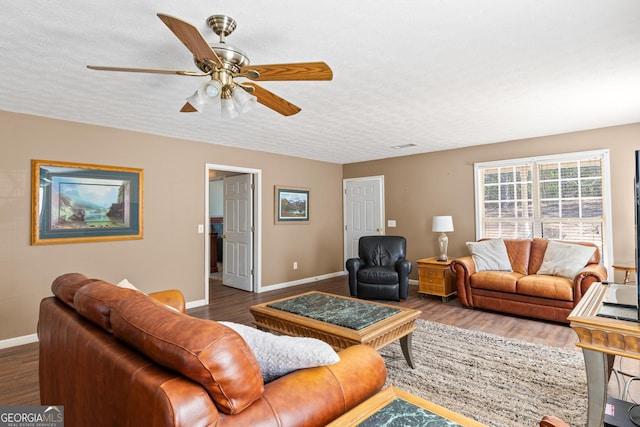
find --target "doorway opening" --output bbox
[205,163,262,303]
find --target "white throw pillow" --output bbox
[537,240,596,280]
[466,239,513,272]
[117,279,178,312]
[220,321,340,382]
[117,278,140,291]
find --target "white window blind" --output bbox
[474,150,612,262]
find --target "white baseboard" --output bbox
[257,271,346,293]
[0,333,38,350]
[186,299,207,309]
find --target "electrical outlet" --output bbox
[197,224,204,234]
[293,262,298,270]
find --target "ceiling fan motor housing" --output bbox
[194,15,250,74]
[193,44,249,74]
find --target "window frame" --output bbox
[473,149,613,276]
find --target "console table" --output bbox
[568,282,640,427]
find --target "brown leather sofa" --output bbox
[38,273,386,427]
[450,239,607,323]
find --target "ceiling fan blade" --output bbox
[180,102,198,112]
[241,62,333,81]
[87,65,208,76]
[157,13,223,68]
[243,83,301,116]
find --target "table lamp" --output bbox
[432,216,454,261]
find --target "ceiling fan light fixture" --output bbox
[220,97,239,119]
[198,80,222,103]
[231,86,257,114]
[186,90,206,112]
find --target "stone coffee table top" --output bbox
[266,292,400,330]
[326,387,485,427]
[359,398,461,427]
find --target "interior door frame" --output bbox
[205,163,262,302]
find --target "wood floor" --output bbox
[0,275,592,406]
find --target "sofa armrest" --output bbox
[540,415,570,427]
[149,290,186,313]
[256,345,386,427]
[450,257,476,307]
[395,259,413,299]
[573,263,608,305]
[346,258,366,296]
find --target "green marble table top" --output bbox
[359,398,461,427]
[266,293,400,330]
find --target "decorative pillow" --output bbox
[220,321,340,383]
[466,239,513,272]
[117,278,141,291]
[537,240,596,279]
[117,278,178,311]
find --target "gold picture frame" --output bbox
[31,159,143,245]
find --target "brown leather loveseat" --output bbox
[38,273,386,427]
[450,238,607,323]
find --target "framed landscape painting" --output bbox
[275,186,309,223]
[31,159,143,245]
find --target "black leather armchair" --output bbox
[346,235,412,301]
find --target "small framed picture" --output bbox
[275,186,309,224]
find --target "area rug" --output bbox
[382,319,587,427]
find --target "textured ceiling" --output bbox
[2,0,640,164]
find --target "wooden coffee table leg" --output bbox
[400,333,415,369]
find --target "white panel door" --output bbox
[222,174,253,291]
[343,176,384,264]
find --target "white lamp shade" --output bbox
[198,80,222,103]
[231,87,257,113]
[220,97,239,119]
[432,216,454,232]
[185,81,256,119]
[185,90,206,112]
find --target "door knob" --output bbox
[376,228,382,232]
[222,234,227,239]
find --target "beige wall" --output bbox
[343,124,640,282]
[3,109,639,343]
[0,110,343,341]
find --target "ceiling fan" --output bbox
[87,13,333,118]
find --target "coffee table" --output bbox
[249,291,421,368]
[325,386,485,426]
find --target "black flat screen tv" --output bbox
[596,150,640,322]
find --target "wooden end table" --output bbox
[326,386,485,426]
[417,257,456,302]
[249,291,421,368]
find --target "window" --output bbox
[474,150,612,265]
